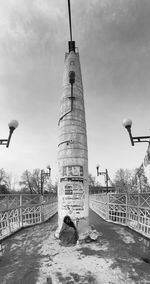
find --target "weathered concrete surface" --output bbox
[0,211,150,284]
[57,49,89,234]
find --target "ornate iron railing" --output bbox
[0,194,58,240]
[90,193,150,239]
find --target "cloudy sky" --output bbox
[1,0,150,184]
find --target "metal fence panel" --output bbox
[90,193,150,239]
[0,194,58,240]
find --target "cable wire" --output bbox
[68,0,73,41]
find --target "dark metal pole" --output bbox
[6,127,15,148]
[125,126,134,146]
[96,166,99,176]
[106,169,108,193]
[41,170,43,195]
[48,167,51,176]
[68,0,73,42]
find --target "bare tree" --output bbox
[19,170,35,194]
[19,168,52,194]
[31,169,41,194]
[113,167,150,193]
[131,166,150,193]
[88,173,96,187]
[113,168,132,193]
[88,173,101,194]
[6,173,18,192]
[0,168,10,194]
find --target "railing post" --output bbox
[137,193,140,231]
[6,196,9,211]
[5,195,10,234]
[106,193,109,221]
[6,196,11,233]
[6,211,11,235]
[126,193,128,225]
[19,195,23,228]
[40,195,44,222]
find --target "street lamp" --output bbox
[96,164,109,193]
[123,118,150,146]
[0,120,19,148]
[41,165,51,195]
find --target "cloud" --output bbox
[0,0,66,100]
[70,0,150,99]
[1,0,150,98]
[0,0,67,58]
[73,0,150,47]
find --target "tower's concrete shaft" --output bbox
[57,49,89,236]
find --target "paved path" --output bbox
[0,210,150,284]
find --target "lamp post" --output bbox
[96,164,109,193]
[123,118,150,146]
[0,120,19,148]
[41,165,51,195]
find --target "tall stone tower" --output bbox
[57,0,89,237]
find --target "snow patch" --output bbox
[36,233,135,284]
[112,227,135,244]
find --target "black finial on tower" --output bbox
[68,0,75,52]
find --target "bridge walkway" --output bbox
[0,210,150,284]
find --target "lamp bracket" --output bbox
[0,139,8,145]
[133,136,150,144]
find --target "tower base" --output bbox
[55,216,90,241]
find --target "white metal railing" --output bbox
[90,193,150,239]
[0,194,58,240]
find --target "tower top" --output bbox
[68,0,75,52]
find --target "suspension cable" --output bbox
[68,0,73,41]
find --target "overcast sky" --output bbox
[1,0,150,184]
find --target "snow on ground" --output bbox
[1,212,150,284]
[36,232,136,284]
[111,226,135,244]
